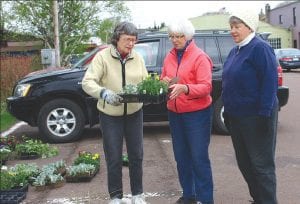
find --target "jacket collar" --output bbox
[110,45,134,62]
[170,39,196,55]
[238,32,255,48]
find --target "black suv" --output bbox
[7,30,289,143]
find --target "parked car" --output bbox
[7,31,289,143]
[274,48,300,71]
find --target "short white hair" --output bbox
[167,18,195,40]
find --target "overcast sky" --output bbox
[125,1,283,28]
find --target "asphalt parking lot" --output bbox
[3,71,300,204]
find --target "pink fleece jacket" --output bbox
[161,40,213,113]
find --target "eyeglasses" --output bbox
[120,37,137,44]
[168,35,185,40]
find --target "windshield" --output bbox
[71,45,108,69]
[280,49,300,56]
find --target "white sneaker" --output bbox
[121,198,132,204]
[109,198,122,204]
[132,194,146,204]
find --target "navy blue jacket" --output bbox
[222,36,278,117]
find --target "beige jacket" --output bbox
[82,45,148,116]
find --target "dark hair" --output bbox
[111,22,138,46]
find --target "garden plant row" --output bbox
[0,136,101,203]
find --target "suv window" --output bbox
[201,37,220,65]
[217,36,235,63]
[159,35,232,70]
[134,41,159,67]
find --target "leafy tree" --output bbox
[2,0,130,66]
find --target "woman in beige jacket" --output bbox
[82,22,148,204]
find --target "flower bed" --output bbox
[0,163,39,191]
[31,161,66,191]
[65,163,98,183]
[15,136,59,159]
[0,145,11,165]
[65,151,100,183]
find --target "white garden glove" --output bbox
[101,89,123,106]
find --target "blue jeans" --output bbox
[229,104,278,204]
[99,110,143,199]
[168,106,214,203]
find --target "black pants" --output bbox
[99,110,144,199]
[228,106,278,204]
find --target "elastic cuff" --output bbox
[100,89,106,98]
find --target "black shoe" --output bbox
[175,197,197,204]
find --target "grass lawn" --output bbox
[1,102,17,132]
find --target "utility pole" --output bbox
[53,0,60,67]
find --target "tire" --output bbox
[212,97,229,135]
[37,99,85,143]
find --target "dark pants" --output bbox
[168,106,214,204]
[99,110,144,199]
[228,106,278,204]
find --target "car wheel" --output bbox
[212,97,229,135]
[37,99,85,143]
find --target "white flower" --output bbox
[1,165,8,171]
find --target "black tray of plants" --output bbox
[118,75,168,104]
[119,93,167,104]
[65,168,99,183]
[0,191,26,204]
[18,152,40,160]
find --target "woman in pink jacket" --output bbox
[161,19,214,204]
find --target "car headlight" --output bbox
[13,84,32,97]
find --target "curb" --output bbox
[0,121,27,137]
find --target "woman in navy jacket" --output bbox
[222,9,278,204]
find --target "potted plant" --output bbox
[32,164,65,191]
[0,163,39,192]
[51,160,67,176]
[119,73,168,103]
[15,136,59,159]
[73,151,100,170]
[0,171,15,191]
[0,135,18,151]
[48,174,65,189]
[65,163,97,182]
[9,163,40,187]
[0,171,27,204]
[0,145,11,165]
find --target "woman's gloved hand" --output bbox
[101,89,123,106]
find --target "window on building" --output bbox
[293,7,296,26]
[279,15,283,24]
[268,38,281,49]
